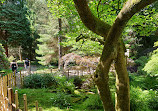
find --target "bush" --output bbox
[73,76,83,89]
[82,94,103,110]
[23,74,58,89]
[130,86,158,111]
[148,90,158,110]
[55,75,75,94]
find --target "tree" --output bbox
[26,0,58,64]
[0,44,9,70]
[73,0,158,111]
[0,0,32,57]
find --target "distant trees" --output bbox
[0,0,32,57]
[26,0,59,65]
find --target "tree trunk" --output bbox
[19,46,22,61]
[73,0,158,111]
[95,62,115,111]
[3,44,8,57]
[115,40,130,111]
[58,18,62,70]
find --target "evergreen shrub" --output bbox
[23,74,58,88]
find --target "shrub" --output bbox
[82,94,103,110]
[73,76,83,89]
[55,75,75,94]
[130,86,158,111]
[148,90,158,110]
[23,74,58,89]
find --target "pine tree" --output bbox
[0,0,32,57]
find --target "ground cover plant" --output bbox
[16,70,157,111]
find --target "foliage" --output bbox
[124,2,158,58]
[23,74,58,89]
[130,86,158,111]
[27,0,58,65]
[0,44,9,70]
[130,74,158,90]
[17,88,69,110]
[18,73,158,111]
[8,55,15,62]
[143,42,158,76]
[47,0,158,57]
[47,0,104,56]
[23,73,75,93]
[0,0,5,3]
[55,75,75,94]
[50,92,72,109]
[135,56,148,75]
[81,94,103,110]
[0,0,38,60]
[0,0,31,47]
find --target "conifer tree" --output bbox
[0,0,32,57]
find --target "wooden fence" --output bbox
[0,72,43,111]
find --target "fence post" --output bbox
[14,71,16,87]
[15,90,19,110]
[4,76,7,97]
[20,71,23,87]
[68,69,69,79]
[11,73,13,87]
[0,78,1,108]
[36,101,38,111]
[22,75,24,86]
[23,94,28,111]
[7,74,9,87]
[39,107,42,111]
[51,68,52,73]
[8,74,10,88]
[8,88,14,111]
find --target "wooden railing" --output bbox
[0,73,43,111]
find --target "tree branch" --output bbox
[104,0,158,45]
[76,34,104,45]
[97,0,102,18]
[73,0,111,39]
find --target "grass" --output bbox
[13,66,158,111]
[15,87,105,111]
